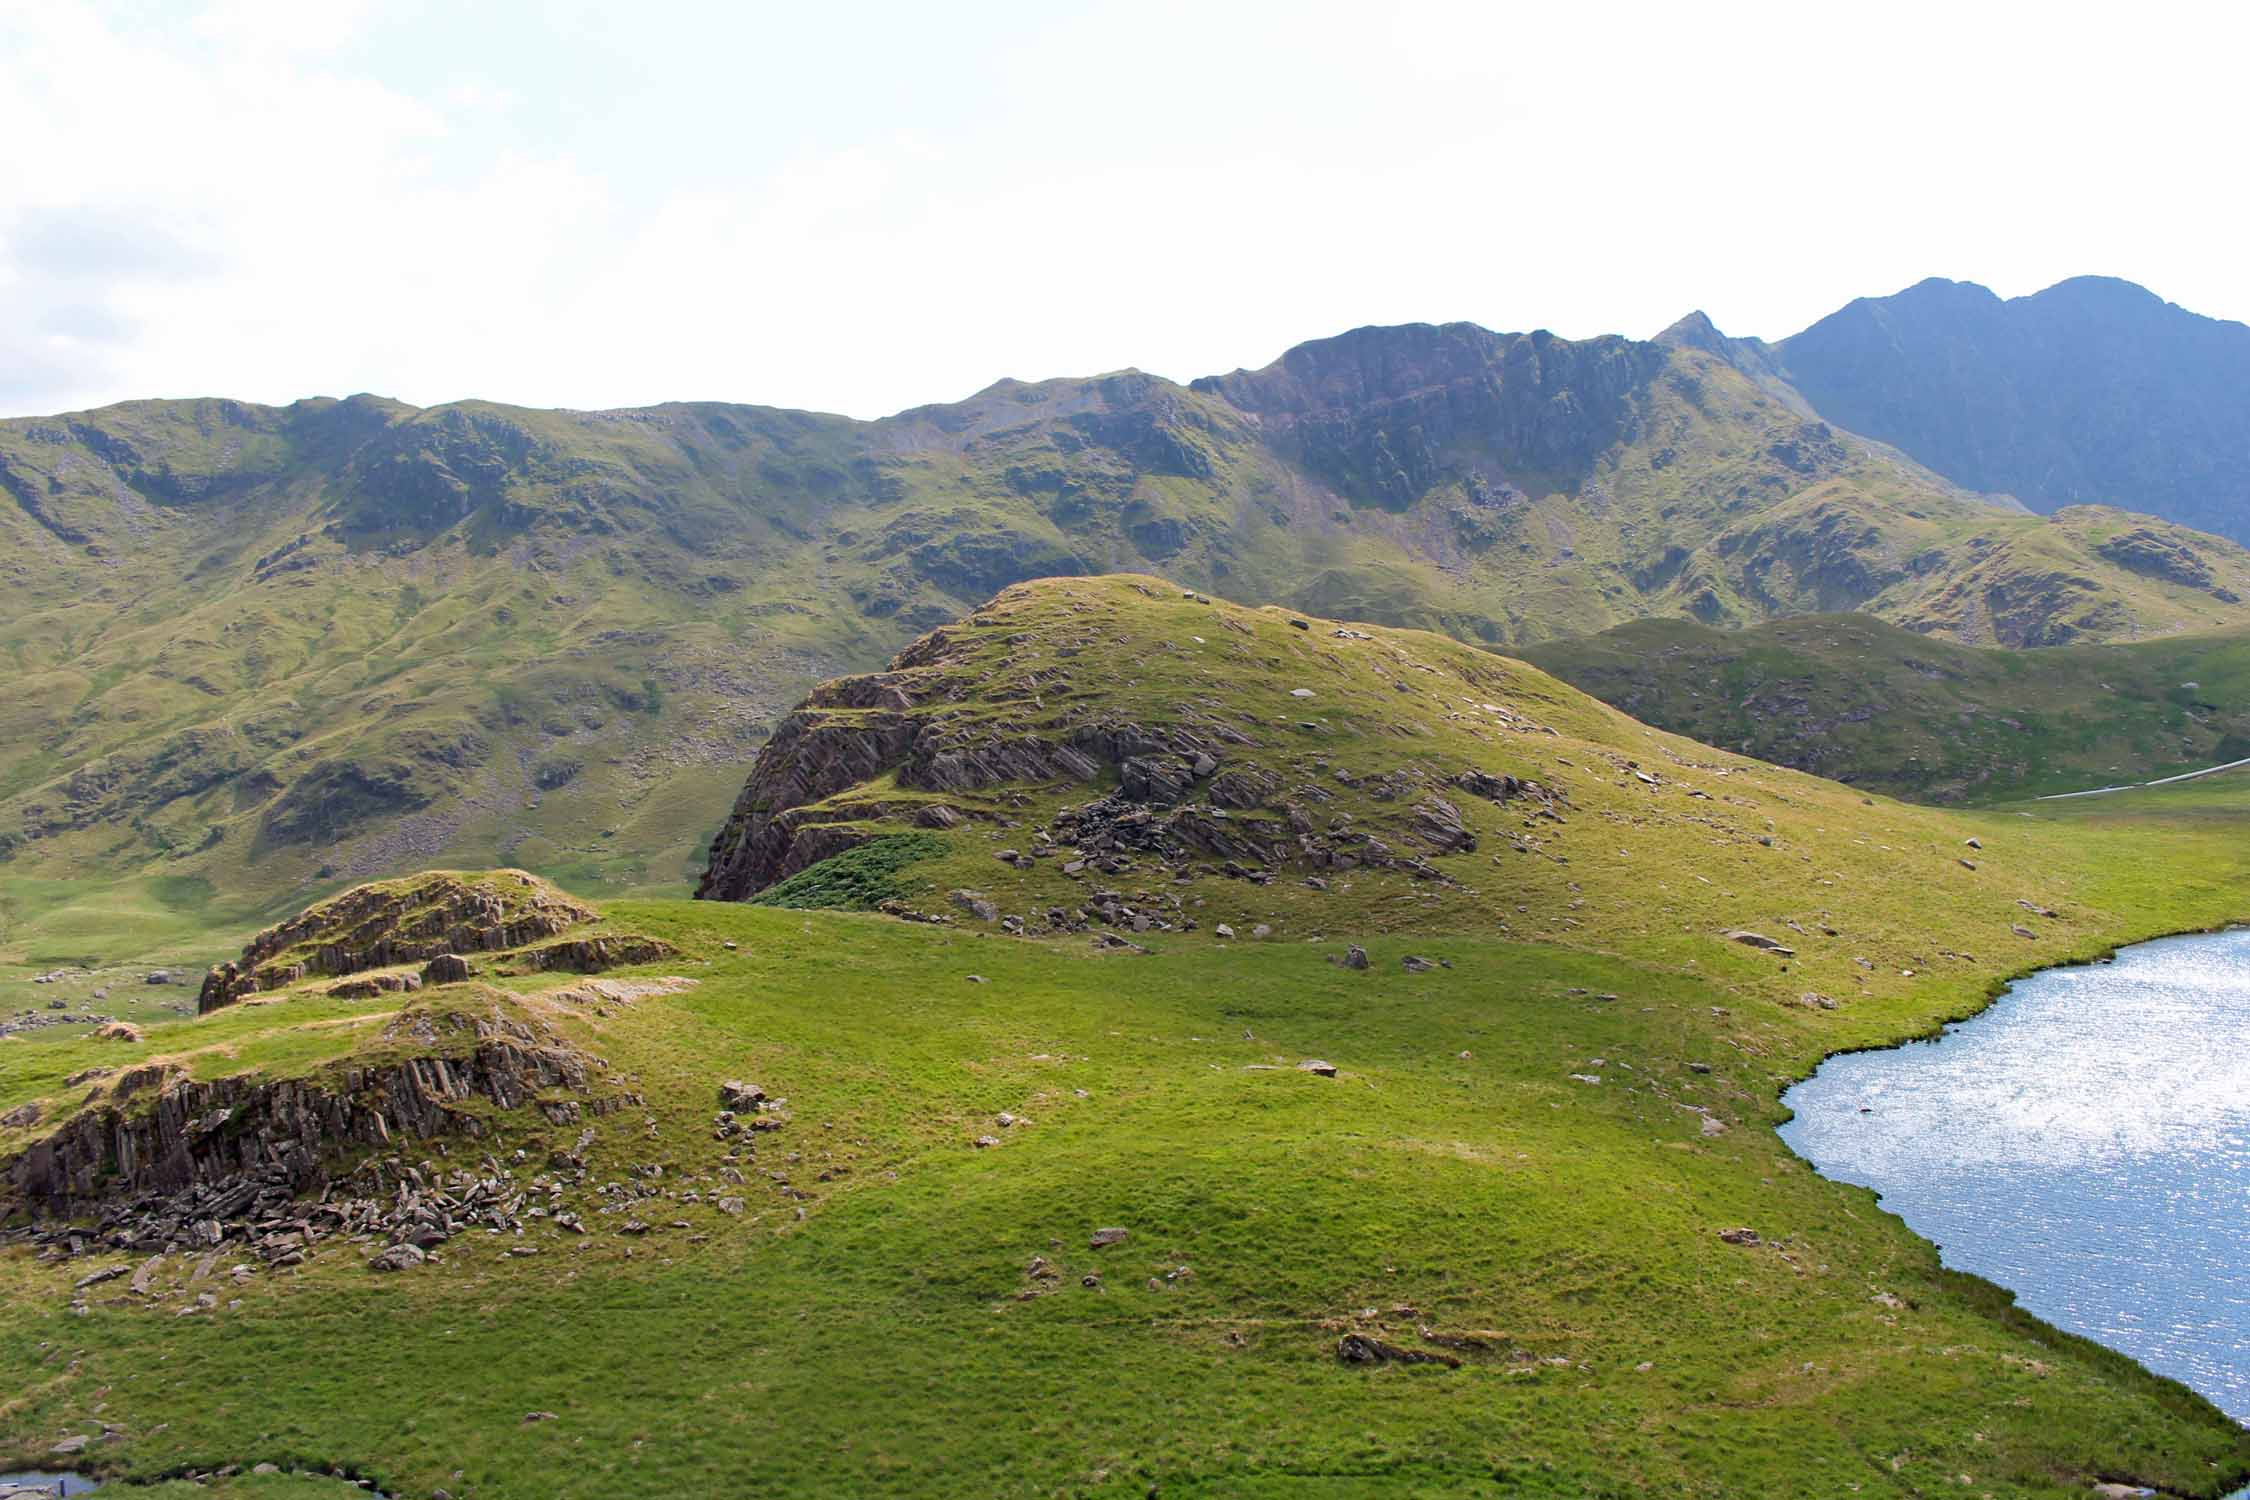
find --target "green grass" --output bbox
[1526,611,2250,803]
[4,579,2250,1496]
[5,899,2246,1497]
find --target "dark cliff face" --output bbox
[1192,323,1670,508]
[1775,276,2250,542]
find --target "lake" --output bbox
[1780,928,2250,1426]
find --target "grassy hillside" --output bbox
[8,326,2250,946]
[5,579,2246,1497]
[1524,613,2250,802]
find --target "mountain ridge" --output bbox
[8,306,2250,948]
[1673,274,2250,543]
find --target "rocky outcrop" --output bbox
[198,870,595,1013]
[696,620,1257,900]
[327,971,423,1000]
[2097,525,2239,600]
[5,1000,607,1214]
[508,935,676,974]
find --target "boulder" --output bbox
[718,1080,767,1113]
[949,890,999,923]
[1455,770,1524,803]
[1298,1059,1338,1077]
[368,1243,426,1272]
[1089,1227,1130,1249]
[1336,1333,1459,1368]
[1410,798,1477,854]
[94,1021,145,1042]
[1722,930,1795,957]
[1119,755,1193,805]
[420,953,474,985]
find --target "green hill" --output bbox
[1523,613,2250,802]
[3,578,2248,1497]
[10,328,2250,950]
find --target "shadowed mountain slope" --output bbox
[1665,276,2250,544]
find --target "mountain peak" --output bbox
[1655,310,1730,353]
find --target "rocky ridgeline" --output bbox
[197,870,597,1013]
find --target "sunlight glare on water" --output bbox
[1781,929,2250,1424]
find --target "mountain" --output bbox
[1670,276,2250,544]
[5,577,2248,1496]
[8,324,2250,953]
[1525,613,2250,802]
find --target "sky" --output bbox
[2,0,2244,420]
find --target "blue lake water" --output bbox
[1781,928,2250,1429]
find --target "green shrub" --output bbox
[747,833,946,910]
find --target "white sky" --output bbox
[2,0,2244,420]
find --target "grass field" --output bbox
[3,579,2248,1497]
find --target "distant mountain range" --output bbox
[1666,275,2250,544]
[4,275,2249,944]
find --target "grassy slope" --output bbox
[3,579,2248,1497]
[1524,613,2250,802]
[8,335,2250,955]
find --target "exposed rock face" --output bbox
[5,1000,607,1214]
[198,870,595,1014]
[1193,323,1670,510]
[696,620,1254,901]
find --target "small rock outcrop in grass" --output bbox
[197,869,595,1013]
